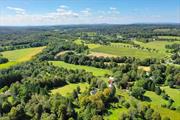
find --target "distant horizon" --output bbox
[0,22,180,27]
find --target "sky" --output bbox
[0,0,180,26]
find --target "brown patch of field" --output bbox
[138,66,151,72]
[56,50,72,57]
[88,52,117,57]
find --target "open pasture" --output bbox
[91,45,163,59]
[0,47,45,69]
[51,83,89,96]
[50,61,111,76]
[134,40,180,53]
[161,86,180,107]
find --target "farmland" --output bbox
[75,39,179,59]
[91,45,164,59]
[134,40,180,53]
[0,24,180,120]
[0,46,45,69]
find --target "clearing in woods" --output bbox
[51,83,89,96]
[50,61,111,76]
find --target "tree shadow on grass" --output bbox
[142,96,152,102]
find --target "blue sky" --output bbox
[0,0,179,26]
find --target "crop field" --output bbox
[51,83,89,96]
[0,47,45,69]
[91,45,163,59]
[50,61,111,76]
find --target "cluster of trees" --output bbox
[0,61,94,89]
[38,42,88,61]
[166,43,180,64]
[56,52,159,70]
[0,59,120,119]
[112,63,179,102]
[0,56,8,64]
[120,105,162,120]
[0,61,92,119]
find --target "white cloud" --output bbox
[7,6,26,15]
[56,5,79,17]
[110,7,116,10]
[81,8,92,16]
[59,5,69,9]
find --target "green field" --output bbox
[144,91,168,105]
[158,36,180,40]
[74,39,101,49]
[50,61,111,76]
[0,47,45,69]
[161,86,180,107]
[104,108,128,120]
[74,39,180,59]
[91,45,163,59]
[134,40,180,53]
[51,83,89,96]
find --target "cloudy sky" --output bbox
[0,0,179,26]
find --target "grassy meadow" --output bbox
[161,86,180,107]
[51,83,89,96]
[50,61,111,76]
[74,39,174,59]
[0,47,45,69]
[91,45,163,59]
[134,40,180,53]
[158,36,180,40]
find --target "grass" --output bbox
[0,47,45,69]
[51,83,89,96]
[134,40,180,53]
[143,91,180,120]
[74,39,101,49]
[50,61,111,76]
[158,36,180,40]
[91,45,163,59]
[161,86,180,107]
[104,108,128,120]
[144,91,168,105]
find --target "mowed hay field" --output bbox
[91,45,163,59]
[50,61,111,76]
[91,40,180,59]
[134,40,180,53]
[0,47,45,69]
[51,83,89,96]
